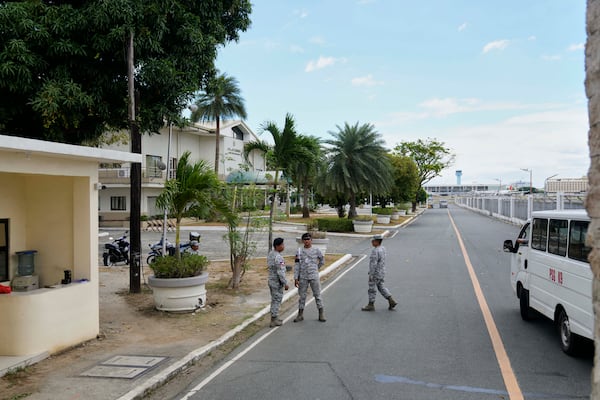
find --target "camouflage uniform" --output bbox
[267,249,288,318]
[294,246,325,311]
[368,245,392,302]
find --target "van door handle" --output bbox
[524,260,528,269]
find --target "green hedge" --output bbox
[315,217,354,232]
[372,207,394,215]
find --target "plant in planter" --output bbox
[372,207,392,224]
[352,215,374,233]
[147,254,210,312]
[151,151,228,312]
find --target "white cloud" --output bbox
[351,74,383,87]
[310,36,326,45]
[305,56,343,72]
[419,97,481,116]
[380,105,589,187]
[568,43,584,51]
[458,23,467,32]
[542,54,561,61]
[290,44,304,53]
[482,39,510,54]
[294,9,309,18]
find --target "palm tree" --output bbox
[190,72,247,176]
[291,135,323,218]
[243,113,301,251]
[155,151,224,259]
[324,122,393,218]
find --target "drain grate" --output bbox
[80,355,167,379]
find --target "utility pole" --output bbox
[521,168,532,195]
[128,30,141,293]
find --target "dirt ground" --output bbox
[0,255,343,400]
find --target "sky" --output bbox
[215,1,588,189]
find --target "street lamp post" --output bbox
[520,168,532,194]
[544,174,558,193]
[494,178,502,193]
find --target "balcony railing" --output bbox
[99,167,169,184]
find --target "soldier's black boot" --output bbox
[361,302,375,311]
[387,296,398,310]
[270,316,282,327]
[318,307,326,322]
[293,309,304,322]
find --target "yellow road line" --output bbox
[448,211,524,400]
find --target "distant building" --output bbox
[424,184,490,195]
[545,177,588,193]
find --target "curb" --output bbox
[116,253,353,400]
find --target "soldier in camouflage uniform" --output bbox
[293,232,326,322]
[362,234,397,311]
[268,237,289,327]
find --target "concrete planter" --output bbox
[352,219,373,233]
[148,272,209,312]
[376,215,391,224]
[296,237,329,253]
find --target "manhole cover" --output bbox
[80,355,167,379]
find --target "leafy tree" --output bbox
[387,153,419,204]
[290,135,323,218]
[323,122,393,218]
[394,138,454,211]
[243,113,300,251]
[0,0,251,144]
[155,151,227,260]
[190,72,248,175]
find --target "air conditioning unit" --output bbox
[117,168,130,178]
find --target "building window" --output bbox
[146,155,163,178]
[111,196,127,211]
[0,219,8,281]
[232,126,244,140]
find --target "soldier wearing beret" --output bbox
[267,237,289,327]
[362,234,397,311]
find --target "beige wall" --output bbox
[0,150,100,356]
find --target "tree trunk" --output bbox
[348,192,357,218]
[586,2,600,397]
[302,182,310,218]
[214,117,221,175]
[228,255,244,289]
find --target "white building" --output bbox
[545,177,589,193]
[98,120,266,226]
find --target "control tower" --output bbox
[456,170,462,186]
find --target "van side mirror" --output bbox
[503,240,515,253]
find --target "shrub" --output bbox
[353,215,374,222]
[316,218,354,232]
[149,254,209,279]
[373,207,393,215]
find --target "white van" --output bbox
[503,209,592,355]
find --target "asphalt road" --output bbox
[166,206,592,400]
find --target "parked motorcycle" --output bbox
[102,232,130,266]
[146,232,201,265]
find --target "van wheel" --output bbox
[558,309,580,356]
[520,289,532,321]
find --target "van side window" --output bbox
[569,220,591,262]
[548,219,568,256]
[531,218,548,251]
